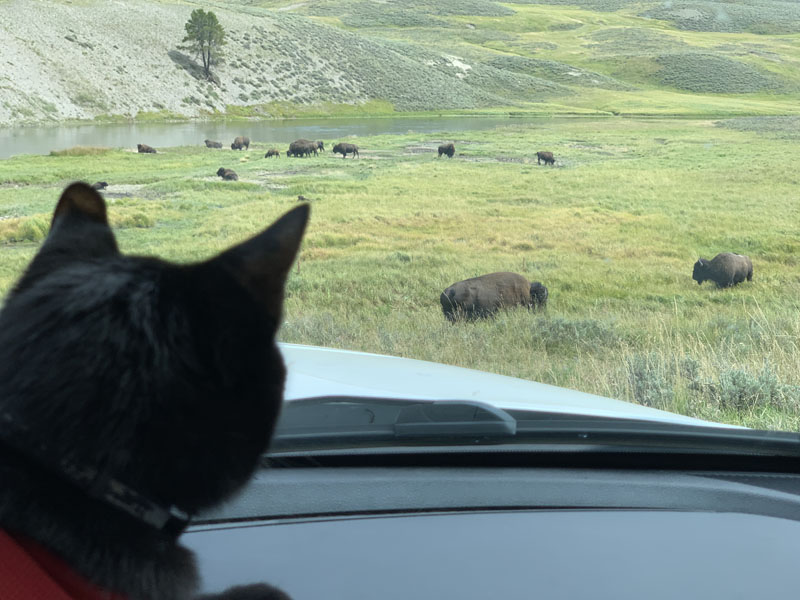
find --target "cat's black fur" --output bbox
[0,182,308,600]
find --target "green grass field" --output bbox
[2,117,799,430]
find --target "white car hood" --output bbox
[280,344,733,428]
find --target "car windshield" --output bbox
[1,0,799,446]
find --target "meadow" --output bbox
[1,117,799,430]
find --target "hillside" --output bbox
[1,0,800,126]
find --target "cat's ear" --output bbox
[8,183,119,297]
[52,181,109,227]
[45,182,119,256]
[210,204,309,315]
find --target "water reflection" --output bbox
[0,116,537,159]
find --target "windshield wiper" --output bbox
[273,397,516,450]
[270,396,800,457]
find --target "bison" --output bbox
[231,136,250,151]
[536,151,555,166]
[332,142,359,159]
[438,143,455,158]
[204,139,223,149]
[287,139,318,157]
[137,144,156,154]
[91,181,108,191]
[692,253,753,288]
[265,149,280,158]
[216,167,239,181]
[529,281,549,309]
[316,141,325,152]
[440,272,548,321]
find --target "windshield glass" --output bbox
[1,0,798,439]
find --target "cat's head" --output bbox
[0,182,308,516]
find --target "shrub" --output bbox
[0,216,49,243]
[586,27,688,55]
[533,316,621,351]
[709,363,800,413]
[716,117,800,139]
[655,53,786,93]
[641,1,800,34]
[111,211,155,229]
[625,353,675,410]
[49,146,113,157]
[484,55,632,90]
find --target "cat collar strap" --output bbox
[0,412,191,537]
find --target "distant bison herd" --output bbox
[135,135,557,165]
[123,134,752,320]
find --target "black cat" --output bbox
[0,182,308,599]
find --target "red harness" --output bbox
[0,529,128,600]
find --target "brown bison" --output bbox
[316,141,325,152]
[91,181,108,191]
[692,253,753,288]
[204,139,223,149]
[438,143,455,158]
[287,139,317,157]
[137,144,156,154]
[231,136,250,151]
[265,149,280,158]
[216,167,238,181]
[440,272,548,321]
[529,281,549,309]
[536,151,555,166]
[332,142,359,159]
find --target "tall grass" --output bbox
[49,146,113,157]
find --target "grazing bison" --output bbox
[692,253,753,288]
[287,139,318,157]
[438,143,455,158]
[91,181,108,191]
[536,151,555,166]
[265,148,280,158]
[440,272,548,321]
[332,142,359,159]
[137,144,156,154]
[204,139,223,149]
[216,167,239,181]
[231,136,250,151]
[529,281,549,310]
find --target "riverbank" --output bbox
[0,114,579,159]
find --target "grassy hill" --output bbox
[1,0,800,124]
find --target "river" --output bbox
[0,116,538,159]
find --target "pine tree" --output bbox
[181,9,225,81]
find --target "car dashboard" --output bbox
[186,464,800,599]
